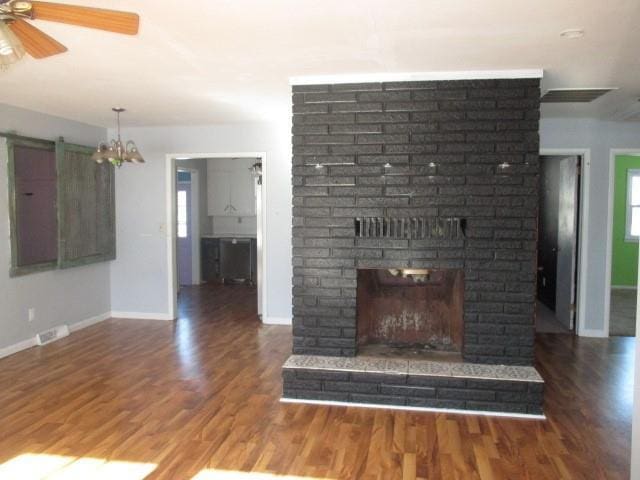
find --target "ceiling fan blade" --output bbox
[29,1,139,35]
[9,18,67,58]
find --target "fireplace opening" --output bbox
[357,268,464,361]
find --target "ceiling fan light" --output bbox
[0,22,26,65]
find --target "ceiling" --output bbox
[1,0,639,127]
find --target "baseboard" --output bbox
[611,285,638,290]
[0,310,111,360]
[263,316,292,325]
[69,312,111,332]
[280,397,546,420]
[0,337,37,360]
[578,328,609,338]
[110,311,175,321]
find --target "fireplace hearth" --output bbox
[283,76,545,416]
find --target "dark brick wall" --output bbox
[291,78,540,366]
[283,368,544,415]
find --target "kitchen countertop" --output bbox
[201,234,257,239]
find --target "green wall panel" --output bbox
[612,155,640,286]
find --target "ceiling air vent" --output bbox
[540,88,616,103]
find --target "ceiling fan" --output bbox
[0,0,139,66]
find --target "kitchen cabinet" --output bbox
[206,159,256,216]
[201,236,257,285]
[220,238,251,282]
[201,237,220,282]
[207,171,231,216]
[229,170,256,216]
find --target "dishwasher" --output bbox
[219,238,253,284]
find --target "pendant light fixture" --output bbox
[92,108,145,167]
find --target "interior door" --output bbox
[255,174,262,316]
[177,181,193,286]
[538,158,560,310]
[555,156,579,330]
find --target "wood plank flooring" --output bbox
[0,284,634,479]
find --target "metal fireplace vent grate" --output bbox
[355,217,465,239]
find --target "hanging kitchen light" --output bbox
[249,160,262,185]
[92,108,145,167]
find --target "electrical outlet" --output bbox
[28,308,35,322]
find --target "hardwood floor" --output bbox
[0,284,634,479]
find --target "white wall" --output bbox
[212,216,257,236]
[109,115,640,330]
[109,120,292,321]
[0,104,110,355]
[540,118,640,335]
[631,252,640,479]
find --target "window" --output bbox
[56,141,115,268]
[4,134,116,276]
[9,139,58,272]
[177,190,188,238]
[625,169,640,241]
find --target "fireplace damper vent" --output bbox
[355,217,465,239]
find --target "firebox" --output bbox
[357,268,464,357]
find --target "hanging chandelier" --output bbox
[91,108,145,167]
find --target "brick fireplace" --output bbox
[283,76,544,416]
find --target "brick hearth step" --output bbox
[282,354,544,417]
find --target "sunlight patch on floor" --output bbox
[0,453,156,480]
[192,470,327,480]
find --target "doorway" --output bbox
[536,154,582,334]
[606,151,640,337]
[176,169,200,288]
[166,152,267,321]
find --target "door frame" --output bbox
[176,167,201,286]
[540,148,591,336]
[166,152,267,320]
[604,148,640,337]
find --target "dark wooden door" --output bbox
[537,158,560,310]
[555,157,579,330]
